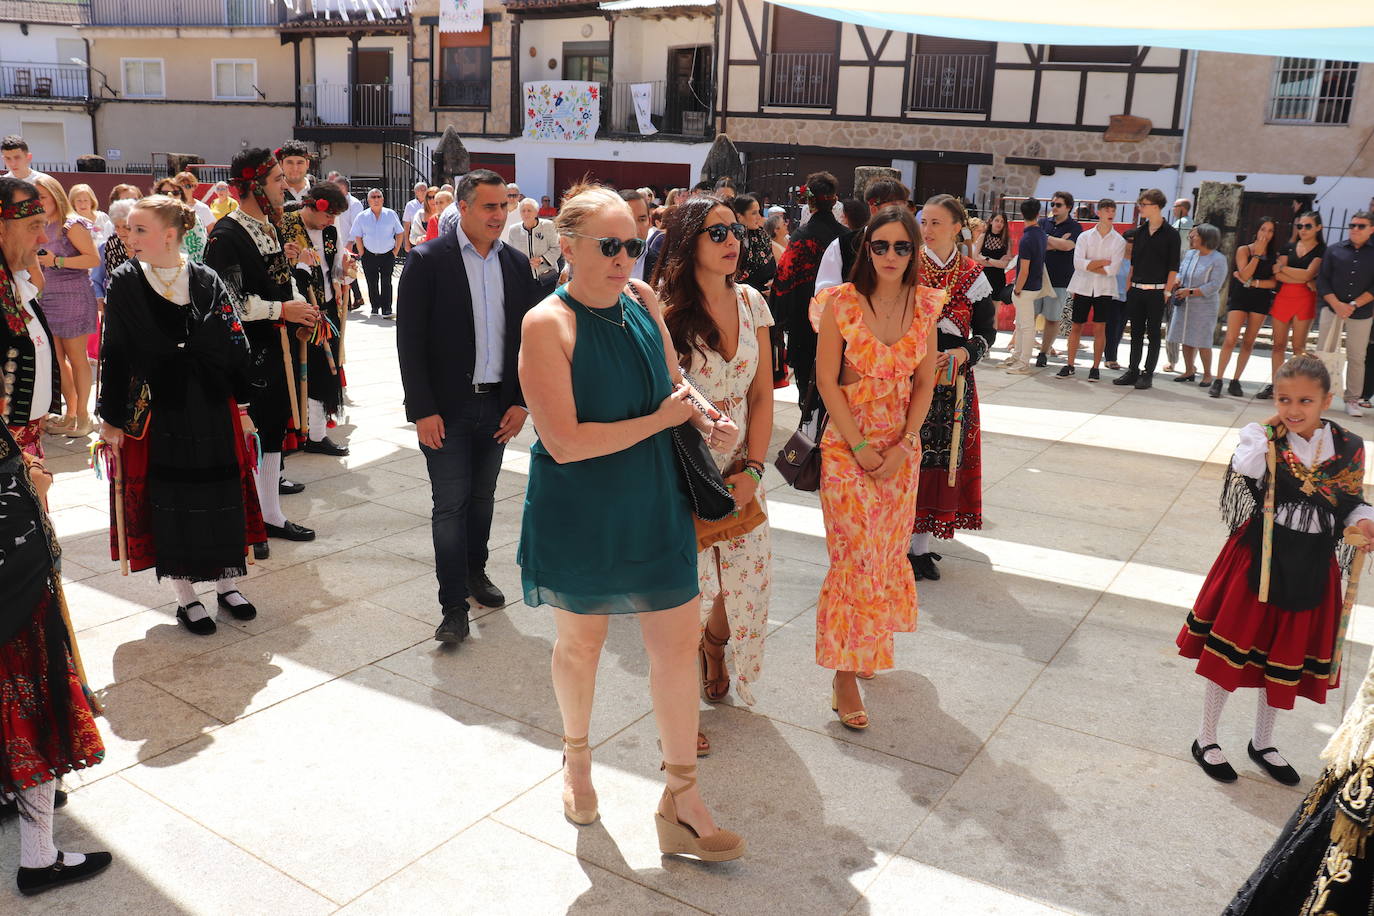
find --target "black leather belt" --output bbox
[472,383,499,394]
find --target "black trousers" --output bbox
[361,251,396,314]
[1125,287,1167,374]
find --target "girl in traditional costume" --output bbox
[908,194,997,582]
[0,175,111,896]
[1178,354,1374,786]
[98,195,266,636]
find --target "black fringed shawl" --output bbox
[1220,421,1367,611]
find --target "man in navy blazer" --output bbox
[397,169,542,644]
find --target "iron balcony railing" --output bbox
[766,52,834,108]
[297,82,412,129]
[909,52,990,113]
[605,79,713,138]
[0,62,88,100]
[90,0,286,26]
[434,78,490,108]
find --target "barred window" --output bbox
[1269,58,1359,125]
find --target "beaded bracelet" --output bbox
[743,466,763,483]
[852,439,870,453]
[743,459,765,474]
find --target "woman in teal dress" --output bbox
[517,183,746,862]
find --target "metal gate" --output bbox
[742,153,799,220]
[382,140,430,210]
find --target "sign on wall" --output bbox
[439,0,482,33]
[523,81,600,143]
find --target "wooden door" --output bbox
[351,48,392,126]
[1238,191,1314,248]
[914,162,968,204]
[666,46,712,136]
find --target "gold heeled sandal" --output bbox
[699,623,731,703]
[830,675,870,730]
[561,735,599,826]
[655,763,745,862]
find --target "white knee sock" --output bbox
[308,399,327,442]
[170,580,209,620]
[1253,693,1288,766]
[909,532,930,556]
[18,781,89,869]
[255,452,287,527]
[216,577,249,607]
[1198,682,1230,764]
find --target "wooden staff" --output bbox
[113,448,128,576]
[55,577,103,715]
[946,361,965,488]
[1332,526,1371,686]
[335,280,348,367]
[280,324,300,431]
[1258,428,1281,603]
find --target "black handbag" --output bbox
[670,393,735,522]
[774,379,828,492]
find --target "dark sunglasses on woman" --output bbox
[570,232,647,258]
[1295,222,1316,230]
[867,240,914,257]
[699,222,747,244]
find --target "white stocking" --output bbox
[1198,682,1230,764]
[17,781,88,869]
[216,577,249,607]
[170,580,209,620]
[910,532,931,556]
[255,451,287,527]
[308,399,327,442]
[1253,693,1288,766]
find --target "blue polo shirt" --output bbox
[1040,216,1083,288]
[1018,224,1048,292]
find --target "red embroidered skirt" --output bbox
[0,591,104,792]
[6,420,44,459]
[109,398,266,575]
[1176,523,1342,709]
[913,375,983,538]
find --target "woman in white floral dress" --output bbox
[656,195,774,738]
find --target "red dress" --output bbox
[1177,422,1363,709]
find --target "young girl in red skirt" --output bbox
[1179,354,1374,785]
[97,195,266,636]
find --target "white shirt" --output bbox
[1232,422,1374,531]
[298,225,344,303]
[1068,225,1127,298]
[815,236,844,295]
[14,271,52,423]
[192,200,214,229]
[337,196,363,246]
[923,245,992,338]
[403,198,426,226]
[2,168,49,183]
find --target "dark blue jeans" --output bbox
[420,394,505,611]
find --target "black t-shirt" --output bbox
[1124,221,1181,284]
[1279,240,1326,273]
[1039,216,1082,288]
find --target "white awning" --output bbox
[599,0,714,12]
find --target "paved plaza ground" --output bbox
[8,313,1371,914]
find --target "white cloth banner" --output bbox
[523,81,600,143]
[439,0,481,33]
[630,83,657,136]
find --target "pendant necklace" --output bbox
[149,256,186,299]
[577,296,625,328]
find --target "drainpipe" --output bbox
[83,38,98,160]
[1174,49,1199,203]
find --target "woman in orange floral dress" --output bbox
[812,205,941,729]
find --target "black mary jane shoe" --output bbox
[303,437,350,457]
[17,850,114,896]
[0,789,65,819]
[278,477,306,496]
[253,541,270,561]
[910,552,942,582]
[176,602,217,636]
[1172,373,1197,383]
[216,591,258,621]
[264,520,316,542]
[1248,741,1301,785]
[1191,740,1238,783]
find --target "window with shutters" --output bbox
[909,37,994,113]
[767,7,837,108]
[438,27,492,108]
[1268,58,1359,125]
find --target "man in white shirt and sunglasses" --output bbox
[1057,199,1126,381]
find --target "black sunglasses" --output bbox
[698,222,747,244]
[1296,222,1316,230]
[570,233,647,258]
[867,240,914,257]
[1353,223,1373,230]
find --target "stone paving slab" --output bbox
[17,319,1374,912]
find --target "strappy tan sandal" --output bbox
[699,623,731,703]
[655,763,746,862]
[561,735,598,826]
[831,675,870,730]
